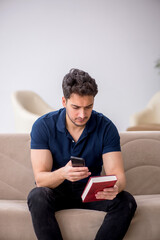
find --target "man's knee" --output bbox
[118,191,137,216]
[27,187,54,211]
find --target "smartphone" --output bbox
[70,156,85,167]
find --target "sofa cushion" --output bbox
[124,194,160,240]
[56,194,160,240]
[56,208,106,240]
[0,195,160,240]
[120,131,160,195]
[0,200,36,240]
[0,134,35,200]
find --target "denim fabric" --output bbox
[27,181,137,240]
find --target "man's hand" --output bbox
[95,184,118,200]
[62,160,91,182]
[103,152,126,194]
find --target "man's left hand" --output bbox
[95,184,118,200]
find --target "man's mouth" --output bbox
[76,117,87,122]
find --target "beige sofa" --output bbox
[0,132,160,240]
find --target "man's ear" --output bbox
[62,96,67,108]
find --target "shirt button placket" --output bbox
[71,139,77,156]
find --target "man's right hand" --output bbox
[62,160,91,182]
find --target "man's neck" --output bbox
[66,118,85,132]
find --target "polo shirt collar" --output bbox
[56,108,66,133]
[85,111,97,133]
[56,108,97,133]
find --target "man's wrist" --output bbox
[58,167,66,181]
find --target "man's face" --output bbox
[62,93,94,127]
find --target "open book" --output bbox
[81,175,117,202]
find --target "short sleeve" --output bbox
[102,121,121,154]
[30,117,50,150]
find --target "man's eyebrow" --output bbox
[71,103,93,108]
[85,103,93,108]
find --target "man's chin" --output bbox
[74,122,86,127]
[74,120,88,127]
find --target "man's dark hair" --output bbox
[62,68,98,99]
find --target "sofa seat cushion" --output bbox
[56,194,160,240]
[0,200,106,240]
[124,194,160,240]
[56,208,106,240]
[1,194,160,240]
[0,200,36,240]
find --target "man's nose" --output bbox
[79,109,86,118]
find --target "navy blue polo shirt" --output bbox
[31,108,121,182]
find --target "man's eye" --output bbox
[86,106,92,109]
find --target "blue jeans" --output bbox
[27,181,137,240]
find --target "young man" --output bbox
[28,69,137,240]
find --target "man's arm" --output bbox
[31,149,91,188]
[95,152,126,200]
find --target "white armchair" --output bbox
[127,91,160,131]
[11,90,54,133]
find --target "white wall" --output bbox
[0,0,160,132]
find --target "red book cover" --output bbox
[81,175,117,203]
